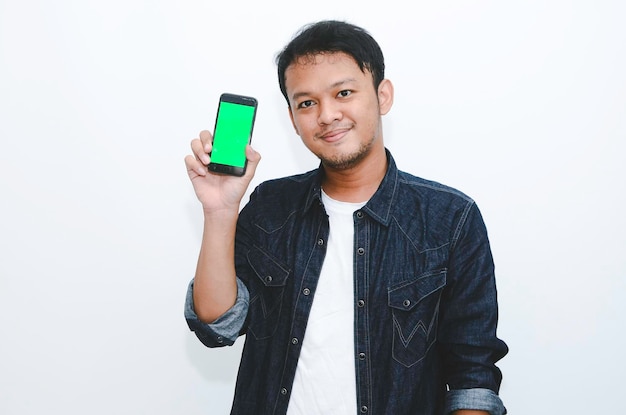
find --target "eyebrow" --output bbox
[290,78,358,101]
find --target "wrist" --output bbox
[202,206,239,221]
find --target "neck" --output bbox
[321,148,387,203]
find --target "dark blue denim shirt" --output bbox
[185,150,508,415]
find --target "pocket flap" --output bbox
[247,247,290,287]
[388,270,446,311]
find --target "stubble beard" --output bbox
[319,136,376,170]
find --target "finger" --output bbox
[243,145,261,179]
[199,130,213,153]
[184,154,207,177]
[191,137,211,165]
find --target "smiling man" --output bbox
[184,20,508,415]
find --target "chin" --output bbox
[321,150,368,170]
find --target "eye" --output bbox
[297,100,315,109]
[337,90,352,98]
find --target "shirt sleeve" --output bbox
[184,277,249,347]
[444,388,507,414]
[439,201,509,409]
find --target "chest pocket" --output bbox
[246,247,291,340]
[388,269,446,368]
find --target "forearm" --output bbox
[192,209,240,323]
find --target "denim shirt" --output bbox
[185,150,508,415]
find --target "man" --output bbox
[184,20,508,415]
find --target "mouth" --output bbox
[318,126,351,143]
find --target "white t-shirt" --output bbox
[286,191,366,415]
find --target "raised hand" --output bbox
[184,130,261,213]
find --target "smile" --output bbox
[319,127,351,143]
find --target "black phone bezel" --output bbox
[208,93,258,177]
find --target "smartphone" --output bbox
[208,93,258,176]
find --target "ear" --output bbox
[288,105,300,135]
[377,79,394,115]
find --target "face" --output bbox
[285,52,393,170]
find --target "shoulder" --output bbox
[394,170,475,217]
[397,170,473,204]
[392,169,482,237]
[384,150,474,209]
[252,169,318,201]
[239,169,319,227]
[388,170,484,248]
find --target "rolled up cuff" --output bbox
[184,278,249,347]
[444,388,506,415]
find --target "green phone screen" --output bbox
[211,101,256,168]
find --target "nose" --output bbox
[317,99,342,125]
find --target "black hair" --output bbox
[275,20,385,105]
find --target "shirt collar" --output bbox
[302,149,398,226]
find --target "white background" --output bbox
[1,1,624,414]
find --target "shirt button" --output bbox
[403,299,411,308]
[217,336,224,344]
[358,299,365,307]
[360,405,368,413]
[264,275,273,283]
[291,337,299,345]
[317,238,324,246]
[356,211,364,218]
[281,388,288,395]
[359,352,366,360]
[357,247,365,255]
[303,288,311,296]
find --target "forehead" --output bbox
[290,51,358,67]
[284,52,371,92]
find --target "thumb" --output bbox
[243,145,261,179]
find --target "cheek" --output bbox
[292,115,317,137]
